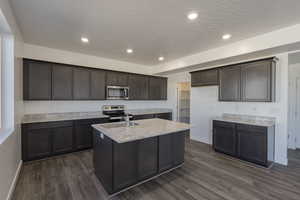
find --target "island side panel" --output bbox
[93,130,113,194]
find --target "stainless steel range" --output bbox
[102,105,133,122]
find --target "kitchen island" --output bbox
[92,118,190,195]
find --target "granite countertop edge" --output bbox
[92,119,190,143]
[93,126,190,143]
[22,108,173,124]
[212,117,275,127]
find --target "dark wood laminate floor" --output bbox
[12,140,300,200]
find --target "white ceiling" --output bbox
[10,0,300,66]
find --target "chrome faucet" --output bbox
[124,113,130,124]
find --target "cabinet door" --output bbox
[158,134,173,172]
[155,113,172,120]
[237,125,268,166]
[25,128,52,160]
[73,68,90,100]
[90,70,106,100]
[219,66,241,101]
[113,141,137,191]
[128,74,149,100]
[52,64,73,100]
[52,126,74,154]
[149,77,168,100]
[191,69,219,87]
[106,71,128,86]
[172,132,185,165]
[241,60,274,102]
[23,59,52,100]
[137,137,158,180]
[74,124,92,150]
[93,131,113,194]
[213,121,237,156]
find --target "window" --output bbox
[0,34,14,141]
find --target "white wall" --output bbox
[190,53,289,165]
[23,43,153,75]
[287,60,300,149]
[0,0,24,200]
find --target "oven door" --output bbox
[106,86,129,100]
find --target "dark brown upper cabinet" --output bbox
[23,59,168,101]
[52,64,73,100]
[190,68,219,87]
[23,59,52,100]
[106,71,128,86]
[128,74,149,100]
[90,69,106,100]
[219,65,242,101]
[241,60,275,102]
[149,77,167,100]
[73,68,91,100]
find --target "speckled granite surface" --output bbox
[213,113,276,127]
[22,108,173,124]
[22,112,109,124]
[92,118,190,143]
[126,108,173,115]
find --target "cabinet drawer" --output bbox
[213,120,235,128]
[74,118,109,125]
[236,124,267,133]
[25,121,73,130]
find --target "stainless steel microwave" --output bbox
[106,86,129,100]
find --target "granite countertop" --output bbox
[22,108,173,124]
[213,113,276,127]
[92,118,190,143]
[126,108,173,115]
[22,112,109,124]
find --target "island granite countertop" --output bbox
[92,118,190,143]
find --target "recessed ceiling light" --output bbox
[126,49,133,54]
[81,37,89,43]
[158,56,165,61]
[222,34,232,40]
[187,12,198,21]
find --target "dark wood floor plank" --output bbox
[12,140,300,200]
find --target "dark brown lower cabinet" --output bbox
[133,114,155,120]
[133,112,172,121]
[237,125,268,166]
[156,113,172,120]
[213,121,237,156]
[22,118,109,161]
[25,128,52,160]
[52,126,74,154]
[213,120,274,167]
[93,130,186,195]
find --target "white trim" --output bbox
[6,160,22,200]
